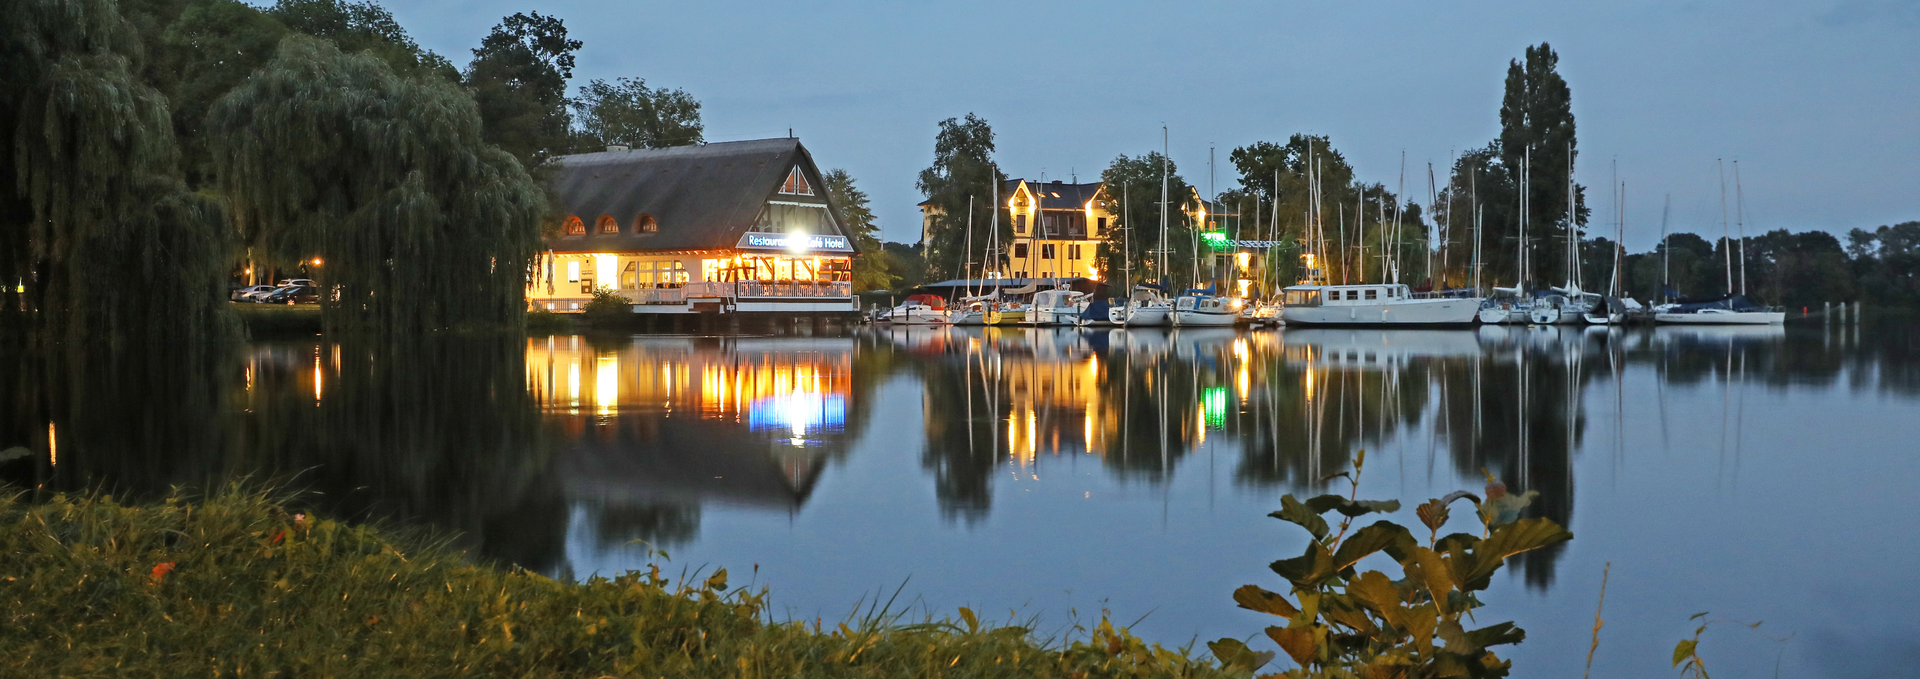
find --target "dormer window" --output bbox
[634,213,658,233]
[780,167,813,195]
[564,215,585,235]
[596,215,619,234]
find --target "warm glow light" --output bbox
[312,258,323,266]
[595,355,619,415]
[1236,252,1251,268]
[568,359,581,408]
[47,422,56,466]
[313,354,323,402]
[244,268,253,275]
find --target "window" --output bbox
[597,215,619,234]
[1365,289,1378,300]
[1067,244,1081,259]
[1015,214,1027,234]
[1095,217,1107,235]
[1041,244,1055,259]
[564,215,585,235]
[1014,271,1027,279]
[621,261,637,289]
[566,260,581,282]
[1013,243,1028,258]
[780,167,813,195]
[634,213,658,232]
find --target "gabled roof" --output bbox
[543,138,845,253]
[1011,179,1104,209]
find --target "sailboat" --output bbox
[1655,161,1781,325]
[1118,127,1175,327]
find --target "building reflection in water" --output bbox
[527,336,861,563]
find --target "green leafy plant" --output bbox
[581,288,634,321]
[1221,451,1572,678]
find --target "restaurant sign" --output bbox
[736,233,853,252]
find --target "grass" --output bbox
[2,486,1231,679]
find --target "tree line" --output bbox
[5,0,906,340]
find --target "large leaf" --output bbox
[1403,603,1440,655]
[1331,521,1416,572]
[1232,584,1300,618]
[1456,621,1526,651]
[1318,593,1379,635]
[1271,541,1336,588]
[1399,546,1456,611]
[1206,637,1273,673]
[1271,494,1330,540]
[1459,517,1573,585]
[1304,494,1403,518]
[1266,625,1319,668]
[1672,639,1697,666]
[1348,570,1405,629]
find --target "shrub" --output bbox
[1213,451,1572,678]
[580,288,633,322]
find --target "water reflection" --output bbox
[531,336,870,557]
[5,321,1918,676]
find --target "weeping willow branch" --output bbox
[1,0,235,345]
[210,35,543,334]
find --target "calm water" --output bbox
[6,322,1919,677]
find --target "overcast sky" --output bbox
[383,0,1918,249]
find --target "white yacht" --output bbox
[1022,287,1089,326]
[1477,286,1533,324]
[1171,293,1240,327]
[1653,296,1784,325]
[1113,284,1172,326]
[879,294,950,325]
[1281,283,1480,326]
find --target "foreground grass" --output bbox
[2,487,1230,679]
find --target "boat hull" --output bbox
[1172,310,1238,327]
[1122,306,1171,327]
[1283,298,1481,326]
[1654,311,1785,325]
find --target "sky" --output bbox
[379,0,1919,249]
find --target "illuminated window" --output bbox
[634,213,657,232]
[564,215,585,235]
[597,215,619,233]
[1013,243,1028,258]
[566,260,581,282]
[780,167,813,195]
[1015,214,1026,234]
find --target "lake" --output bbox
[5,321,1918,677]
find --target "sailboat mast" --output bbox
[1728,160,1743,299]
[1122,182,1131,287]
[963,195,974,296]
[990,171,1000,278]
[1660,193,1671,303]
[1735,160,1747,296]
[1160,126,1170,289]
[1611,181,1624,298]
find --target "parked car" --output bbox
[276,278,315,288]
[231,284,276,301]
[257,285,318,305]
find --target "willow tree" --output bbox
[1,0,234,346]
[210,36,544,333]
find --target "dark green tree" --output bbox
[464,12,581,170]
[1096,152,1194,288]
[140,0,290,188]
[915,114,1005,281]
[210,35,544,333]
[1498,42,1588,287]
[823,169,894,292]
[267,0,456,80]
[1,0,234,344]
[572,77,702,150]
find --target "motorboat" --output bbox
[879,294,950,325]
[1022,287,1089,326]
[948,291,995,326]
[1171,291,1240,327]
[1241,299,1284,328]
[1281,283,1480,326]
[1653,295,1785,325]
